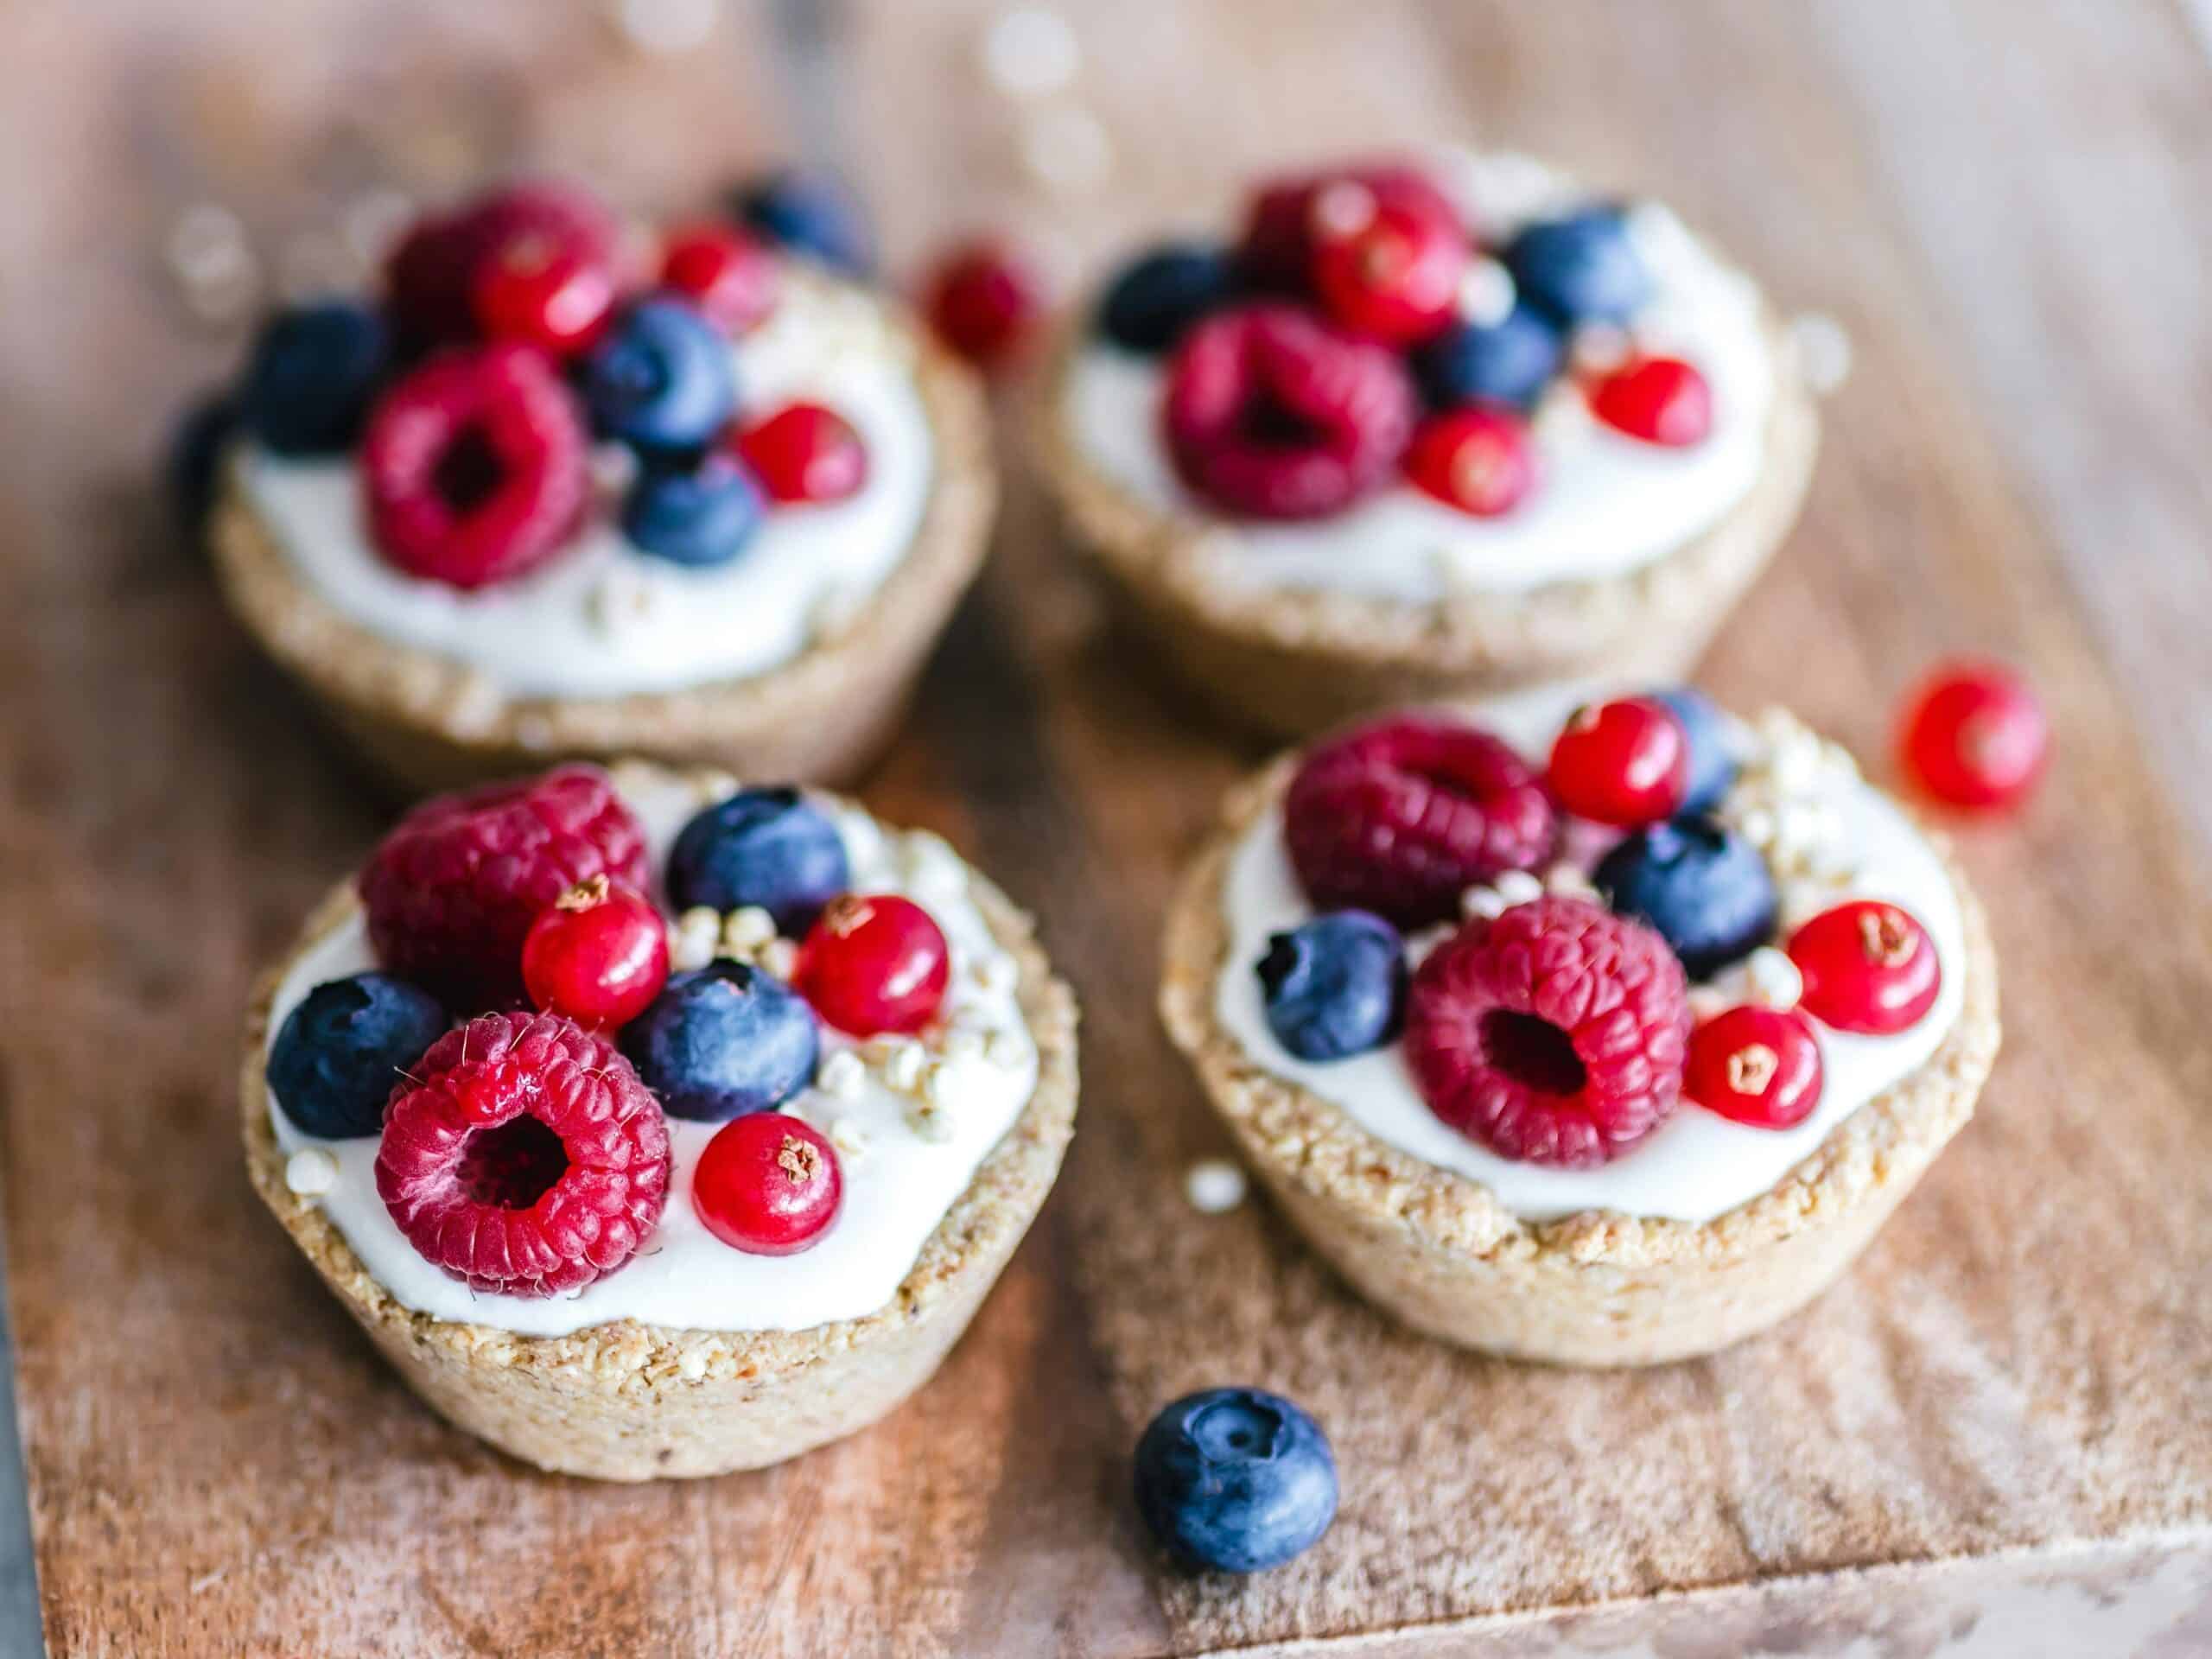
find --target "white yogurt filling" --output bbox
[1064,151,1777,600]
[265,770,1039,1338]
[1214,689,1967,1224]
[238,278,937,700]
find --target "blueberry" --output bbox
[1410,302,1563,409]
[667,787,850,934]
[267,972,446,1139]
[622,453,764,567]
[1256,911,1406,1061]
[582,297,738,455]
[1096,244,1237,353]
[166,387,238,535]
[1652,687,1737,814]
[1134,1388,1338,1574]
[238,301,390,457]
[1502,207,1651,327]
[1595,816,1777,979]
[730,169,874,276]
[621,960,818,1122]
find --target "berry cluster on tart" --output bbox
[1160,686,1999,1365]
[1039,152,1822,736]
[207,174,993,794]
[242,760,1077,1478]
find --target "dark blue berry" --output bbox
[238,301,390,457]
[730,169,874,276]
[582,296,738,455]
[1134,1388,1338,1574]
[667,787,850,934]
[620,960,818,1122]
[1652,687,1736,814]
[267,972,446,1139]
[1595,815,1776,980]
[167,388,238,535]
[1410,302,1563,409]
[1502,207,1650,327]
[1096,244,1237,353]
[622,454,764,567]
[1256,911,1406,1061]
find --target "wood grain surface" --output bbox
[0,2,2207,1655]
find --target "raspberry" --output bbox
[376,1011,671,1296]
[361,344,592,589]
[1284,715,1556,927]
[385,181,622,349]
[1897,658,2049,810]
[1236,162,1463,293]
[1163,303,1416,520]
[1404,896,1689,1166]
[360,765,650,1011]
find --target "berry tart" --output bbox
[1039,152,1822,736]
[208,178,993,793]
[1160,687,1999,1364]
[240,763,1076,1478]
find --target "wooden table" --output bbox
[0,2,2207,1653]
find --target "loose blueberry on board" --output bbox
[582,296,739,455]
[621,453,766,568]
[1133,1387,1338,1574]
[1501,207,1651,327]
[1590,356,1713,447]
[666,787,851,933]
[1788,900,1942,1035]
[1410,303,1564,410]
[1686,1004,1824,1128]
[1309,193,1469,346]
[660,223,780,335]
[730,168,874,276]
[729,403,869,505]
[267,972,447,1140]
[1547,696,1692,828]
[794,894,951,1037]
[621,960,820,1122]
[1402,404,1536,518]
[1096,244,1238,353]
[165,389,238,535]
[521,877,671,1031]
[1897,658,2050,811]
[921,237,1045,367]
[238,301,390,457]
[690,1111,843,1255]
[1652,687,1737,814]
[1256,911,1408,1061]
[470,233,618,359]
[1595,816,1777,980]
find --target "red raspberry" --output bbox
[385,181,623,349]
[729,402,869,504]
[1547,697,1690,827]
[376,1011,671,1296]
[1237,162,1464,293]
[1590,356,1713,447]
[660,223,780,334]
[1163,302,1417,520]
[1685,1005,1824,1128]
[360,765,650,1011]
[921,237,1045,368]
[793,893,950,1036]
[361,343,591,589]
[1284,715,1557,927]
[1787,900,1942,1035]
[1310,193,1468,345]
[1405,896,1689,1166]
[1897,658,2049,810]
[1403,404,1536,517]
[691,1112,843,1255]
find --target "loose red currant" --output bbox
[1590,356,1713,446]
[520,876,670,1030]
[1897,658,2048,810]
[471,232,617,358]
[1686,1005,1824,1128]
[1403,404,1536,517]
[691,1111,842,1255]
[1310,191,1468,345]
[660,223,779,335]
[728,402,868,504]
[1787,900,1941,1035]
[921,238,1044,368]
[1547,697,1690,827]
[793,893,950,1036]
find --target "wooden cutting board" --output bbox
[0,2,2205,1654]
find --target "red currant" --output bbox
[728,402,868,504]
[691,1112,842,1255]
[1590,356,1713,446]
[471,232,617,358]
[1788,900,1942,1035]
[660,223,779,335]
[921,238,1044,368]
[1310,192,1468,345]
[1897,658,2048,810]
[520,876,670,1030]
[1547,697,1690,827]
[793,893,950,1036]
[1403,405,1536,517]
[1686,1006,1824,1128]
